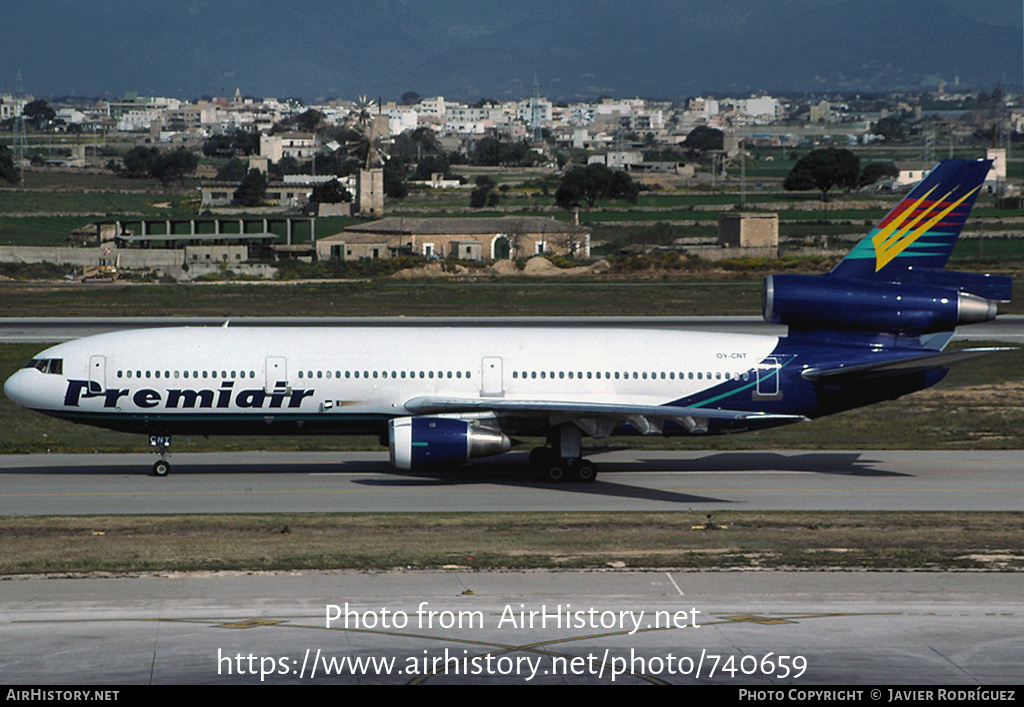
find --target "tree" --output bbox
[119,146,196,184]
[470,175,499,208]
[412,153,451,181]
[311,179,352,203]
[121,146,161,178]
[203,129,259,157]
[555,163,640,209]
[783,148,860,201]
[0,144,19,184]
[470,137,536,167]
[683,125,723,153]
[233,169,267,207]
[274,109,324,133]
[22,99,55,130]
[150,148,198,186]
[872,117,905,143]
[383,159,408,199]
[859,161,899,187]
[216,157,249,182]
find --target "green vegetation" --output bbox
[2,512,1021,574]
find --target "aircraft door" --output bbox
[480,356,504,397]
[754,357,781,400]
[88,355,106,394]
[265,356,288,394]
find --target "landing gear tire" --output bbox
[153,459,171,477]
[546,462,567,483]
[573,459,597,483]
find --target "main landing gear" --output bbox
[529,447,597,483]
[150,435,172,476]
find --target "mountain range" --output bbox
[5,0,1022,100]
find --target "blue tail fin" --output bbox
[830,159,992,280]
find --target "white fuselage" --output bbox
[5,326,781,427]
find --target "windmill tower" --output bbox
[348,96,389,216]
[12,71,27,186]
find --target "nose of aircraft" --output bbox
[3,368,35,408]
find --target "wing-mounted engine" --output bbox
[388,417,511,470]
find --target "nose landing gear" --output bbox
[149,435,172,476]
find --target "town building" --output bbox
[316,217,590,262]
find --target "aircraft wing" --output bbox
[800,347,1015,383]
[403,396,807,436]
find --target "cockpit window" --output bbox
[25,358,63,374]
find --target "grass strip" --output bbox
[2,511,1021,575]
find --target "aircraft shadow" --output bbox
[586,451,909,477]
[0,450,906,480]
[354,462,734,505]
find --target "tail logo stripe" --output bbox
[872,185,980,271]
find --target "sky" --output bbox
[3,0,1022,101]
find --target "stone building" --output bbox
[316,216,590,261]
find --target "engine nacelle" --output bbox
[763,273,999,335]
[388,417,511,470]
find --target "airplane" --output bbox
[3,159,1013,482]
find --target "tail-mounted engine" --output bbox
[763,272,1006,335]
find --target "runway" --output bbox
[2,570,1021,684]
[2,449,1023,515]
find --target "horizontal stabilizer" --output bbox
[894,268,1013,302]
[801,347,1014,382]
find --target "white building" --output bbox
[386,107,418,135]
[416,96,447,125]
[0,94,29,121]
[259,133,318,162]
[735,97,782,121]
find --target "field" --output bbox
[3,511,1022,574]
